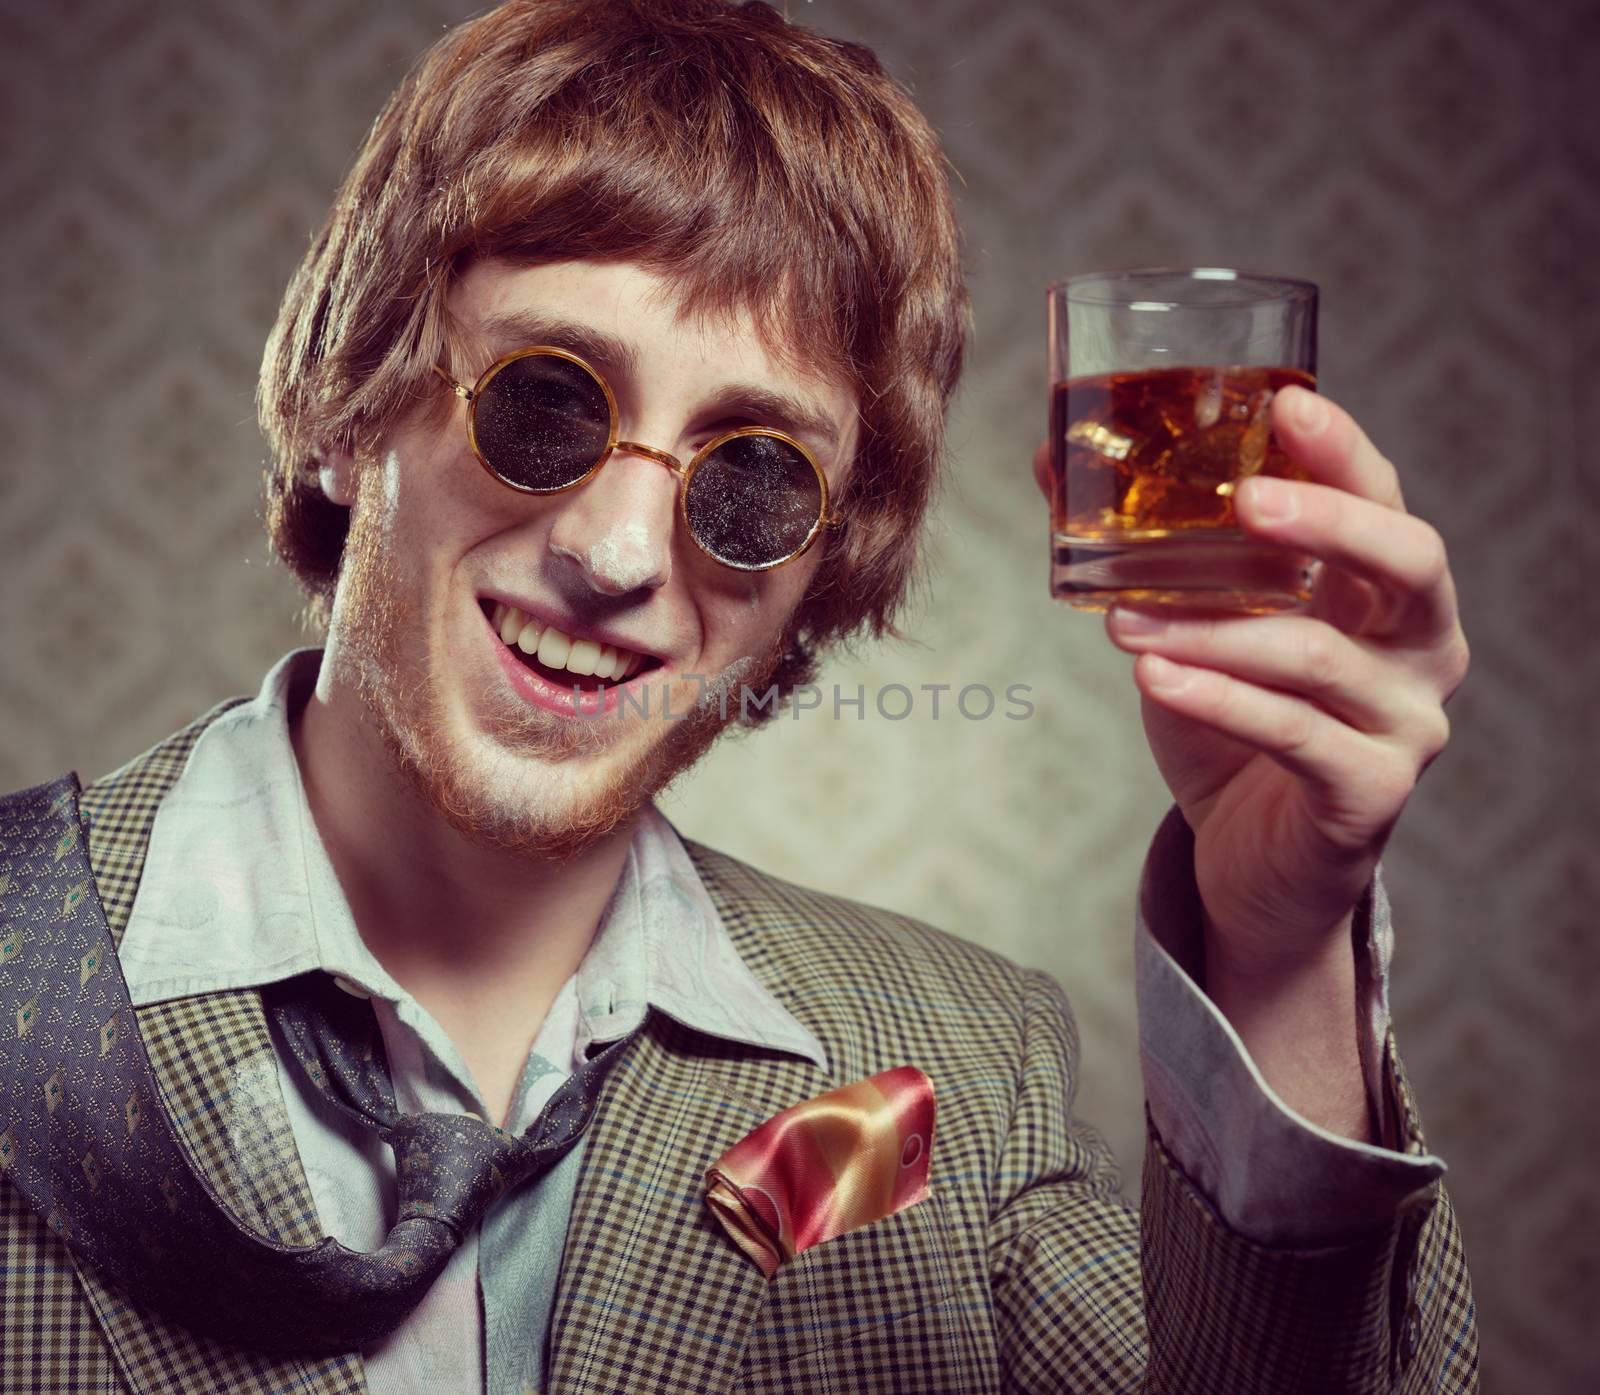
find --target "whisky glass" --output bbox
[1047,268,1319,612]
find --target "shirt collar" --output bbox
[117,648,826,1072]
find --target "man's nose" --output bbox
[545,446,679,595]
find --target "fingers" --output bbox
[1234,475,1461,645]
[1272,386,1405,511]
[1252,388,1466,669]
[1107,609,1441,742]
[1129,653,1424,825]
[1032,440,1051,500]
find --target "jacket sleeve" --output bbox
[988,968,1479,1393]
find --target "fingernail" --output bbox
[1289,387,1328,435]
[1142,654,1191,693]
[1246,475,1297,521]
[1112,607,1168,636]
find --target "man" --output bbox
[0,1,1476,1391]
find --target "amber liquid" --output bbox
[1049,365,1317,610]
[1051,365,1315,536]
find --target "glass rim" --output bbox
[1048,266,1319,309]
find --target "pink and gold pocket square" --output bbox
[704,1065,935,1276]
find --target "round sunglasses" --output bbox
[433,346,844,572]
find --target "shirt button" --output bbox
[333,976,372,999]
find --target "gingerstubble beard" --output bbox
[333,479,790,862]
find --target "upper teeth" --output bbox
[489,603,644,681]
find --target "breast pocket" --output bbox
[735,1189,992,1394]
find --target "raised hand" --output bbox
[1101,386,1468,980]
[1037,386,1469,1135]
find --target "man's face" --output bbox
[322,259,859,858]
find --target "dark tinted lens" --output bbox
[685,434,823,569]
[471,352,612,490]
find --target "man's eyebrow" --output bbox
[472,310,641,380]
[698,384,842,454]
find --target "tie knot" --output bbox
[385,1111,528,1238]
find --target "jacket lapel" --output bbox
[546,1011,832,1394]
[68,725,366,1395]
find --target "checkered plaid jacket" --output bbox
[2,701,1478,1393]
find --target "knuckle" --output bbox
[1298,627,1343,693]
[1416,707,1452,765]
[1410,522,1450,591]
[1275,699,1317,754]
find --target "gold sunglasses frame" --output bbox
[433,345,844,573]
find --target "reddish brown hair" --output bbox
[259,0,968,703]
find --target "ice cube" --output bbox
[1065,417,1136,462]
[1236,389,1275,477]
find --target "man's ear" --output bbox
[315,446,359,507]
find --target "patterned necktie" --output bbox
[0,775,637,1357]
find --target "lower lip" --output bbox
[483,609,657,719]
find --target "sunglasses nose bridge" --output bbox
[612,440,686,477]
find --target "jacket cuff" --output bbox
[1141,1119,1447,1392]
[1135,805,1442,1248]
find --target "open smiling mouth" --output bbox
[480,600,664,694]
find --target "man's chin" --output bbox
[370,681,733,863]
[424,766,643,862]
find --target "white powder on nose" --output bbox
[587,520,660,590]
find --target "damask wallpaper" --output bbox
[1,0,1595,1388]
